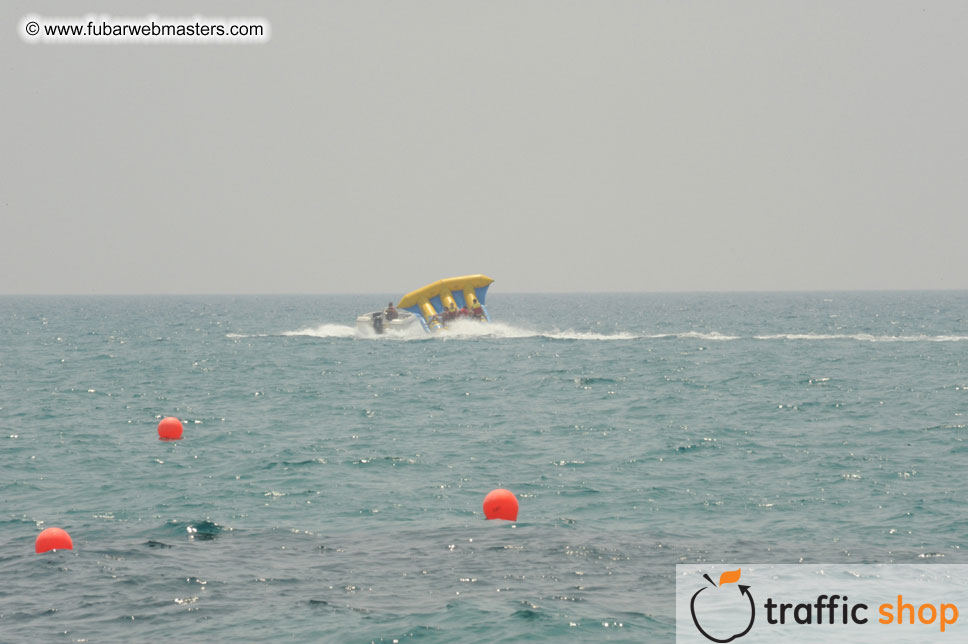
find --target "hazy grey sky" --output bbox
[4,1,967,294]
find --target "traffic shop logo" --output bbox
[690,569,755,642]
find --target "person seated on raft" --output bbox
[458,305,470,317]
[441,303,458,322]
[384,302,398,320]
[469,300,484,319]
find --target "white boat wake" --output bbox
[227,326,968,343]
[227,321,638,341]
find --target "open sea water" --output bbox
[1,292,966,643]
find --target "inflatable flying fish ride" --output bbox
[356,274,494,335]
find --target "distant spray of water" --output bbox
[282,324,357,339]
[754,333,968,342]
[228,326,968,343]
[226,325,356,340]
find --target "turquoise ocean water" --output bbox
[1,292,966,642]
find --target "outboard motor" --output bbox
[371,312,385,334]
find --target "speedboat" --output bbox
[357,274,495,334]
[355,308,421,335]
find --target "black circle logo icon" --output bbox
[689,570,755,642]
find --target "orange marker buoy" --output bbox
[483,488,518,521]
[157,416,183,440]
[35,527,73,553]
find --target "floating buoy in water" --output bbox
[35,527,73,553]
[157,416,183,440]
[483,488,518,521]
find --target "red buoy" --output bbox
[35,527,73,553]
[483,488,518,521]
[157,416,183,440]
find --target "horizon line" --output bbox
[1,288,966,297]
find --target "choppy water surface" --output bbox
[1,292,966,642]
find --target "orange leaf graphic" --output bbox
[718,569,741,586]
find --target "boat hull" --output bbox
[355,310,420,336]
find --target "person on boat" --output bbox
[467,296,484,319]
[458,305,470,317]
[385,302,398,320]
[442,303,458,322]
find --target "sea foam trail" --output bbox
[226,325,357,339]
[229,327,968,343]
[646,331,740,341]
[282,324,357,338]
[754,333,968,342]
[436,321,639,341]
[350,321,641,341]
[268,321,642,341]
